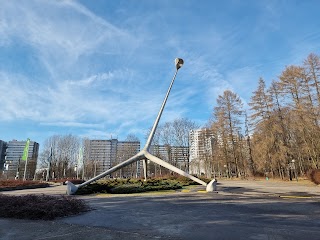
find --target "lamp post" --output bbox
[224,165,228,178]
[291,159,298,182]
[74,164,78,179]
[4,160,11,179]
[46,147,52,182]
[15,157,21,180]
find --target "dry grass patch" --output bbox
[0,194,89,220]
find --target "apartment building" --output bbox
[84,139,140,178]
[4,139,39,179]
[149,144,189,172]
[0,140,7,171]
[189,129,215,176]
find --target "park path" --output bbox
[0,184,67,196]
[216,179,320,197]
[1,179,319,197]
[1,180,320,240]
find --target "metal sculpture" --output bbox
[67,58,215,195]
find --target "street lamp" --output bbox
[224,165,228,178]
[291,159,298,182]
[74,164,78,179]
[175,58,184,69]
[4,160,11,179]
[46,147,53,182]
[15,157,21,180]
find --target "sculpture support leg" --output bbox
[143,159,148,181]
[67,149,208,195]
[77,153,144,189]
[144,151,207,186]
[206,179,217,192]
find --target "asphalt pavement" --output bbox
[1,180,320,240]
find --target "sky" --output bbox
[1,0,320,150]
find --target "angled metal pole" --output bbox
[143,159,148,181]
[144,151,206,186]
[144,68,179,151]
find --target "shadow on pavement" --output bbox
[58,189,320,240]
[2,181,320,240]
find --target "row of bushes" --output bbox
[76,176,210,195]
[0,175,211,194]
[51,179,85,185]
[0,180,50,191]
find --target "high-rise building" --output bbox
[189,129,215,176]
[5,140,39,179]
[0,140,7,171]
[149,145,189,172]
[84,139,140,178]
[84,139,116,175]
[116,141,141,177]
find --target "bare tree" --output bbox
[146,117,198,176]
[39,134,80,180]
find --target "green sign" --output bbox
[22,138,30,161]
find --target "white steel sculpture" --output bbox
[67,58,215,195]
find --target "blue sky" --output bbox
[1,0,320,148]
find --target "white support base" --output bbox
[206,179,217,192]
[66,181,78,195]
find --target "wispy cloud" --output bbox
[79,129,116,140]
[1,0,320,145]
[0,0,154,130]
[0,0,139,79]
[40,121,104,128]
[185,54,232,107]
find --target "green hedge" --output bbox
[76,178,186,195]
[0,180,50,191]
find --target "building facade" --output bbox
[189,129,215,176]
[84,139,140,178]
[150,144,189,170]
[149,145,189,174]
[4,140,39,179]
[0,140,7,171]
[115,141,141,178]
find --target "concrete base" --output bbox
[206,179,217,192]
[66,181,78,195]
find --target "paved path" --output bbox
[1,184,67,196]
[1,180,320,239]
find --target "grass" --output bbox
[0,194,89,220]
